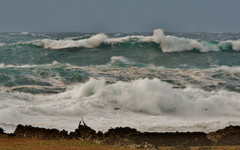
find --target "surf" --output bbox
[2,29,239,52]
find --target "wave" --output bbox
[20,32,29,35]
[28,33,107,49]
[1,29,240,52]
[21,29,240,52]
[1,78,240,133]
[54,78,240,117]
[219,40,240,51]
[0,43,5,47]
[0,61,60,69]
[109,56,138,67]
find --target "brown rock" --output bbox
[207,125,240,145]
[14,124,69,140]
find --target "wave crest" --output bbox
[219,40,240,51]
[4,29,240,52]
[58,78,240,116]
[30,33,107,49]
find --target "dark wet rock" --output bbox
[94,127,140,148]
[0,127,4,134]
[105,127,139,137]
[14,124,69,139]
[102,127,140,147]
[207,125,240,145]
[10,122,240,149]
[69,121,96,140]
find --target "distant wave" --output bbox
[20,32,29,35]
[0,61,59,69]
[27,33,107,49]
[3,29,240,52]
[0,43,5,47]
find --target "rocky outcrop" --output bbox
[207,125,240,145]
[101,127,141,148]
[69,121,97,140]
[14,124,69,140]
[10,122,240,149]
[0,127,4,134]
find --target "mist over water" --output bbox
[1,29,240,133]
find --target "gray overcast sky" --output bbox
[1,0,240,32]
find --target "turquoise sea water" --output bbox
[0,29,240,133]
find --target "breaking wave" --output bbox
[3,29,240,52]
[1,77,240,133]
[0,29,240,52]
[28,33,107,49]
[57,78,240,117]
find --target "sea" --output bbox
[0,29,240,133]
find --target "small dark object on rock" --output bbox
[82,118,86,126]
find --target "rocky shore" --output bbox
[1,122,240,149]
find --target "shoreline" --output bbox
[1,122,240,149]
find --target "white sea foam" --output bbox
[105,30,220,52]
[109,56,134,66]
[0,63,38,69]
[20,32,29,35]
[1,78,240,133]
[0,61,61,69]
[152,29,220,52]
[31,33,107,49]
[65,78,240,116]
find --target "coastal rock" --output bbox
[0,127,4,134]
[14,124,69,139]
[69,121,96,140]
[102,127,140,147]
[10,123,240,148]
[105,127,139,137]
[207,125,240,145]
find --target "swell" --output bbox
[2,29,240,52]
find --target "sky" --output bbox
[0,0,240,33]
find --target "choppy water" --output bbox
[1,29,240,133]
